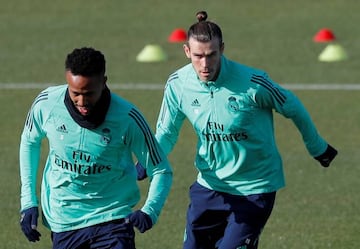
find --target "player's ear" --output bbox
[183,44,191,59]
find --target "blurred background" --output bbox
[1,0,359,85]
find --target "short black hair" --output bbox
[65,47,106,77]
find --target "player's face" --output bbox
[66,71,107,116]
[184,37,224,82]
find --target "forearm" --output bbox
[141,171,173,224]
[290,105,328,156]
[19,138,41,210]
[155,130,178,155]
[276,91,328,156]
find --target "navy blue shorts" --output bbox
[51,219,135,249]
[183,182,276,249]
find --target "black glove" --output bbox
[135,161,148,180]
[20,207,41,242]
[126,210,153,233]
[314,144,338,167]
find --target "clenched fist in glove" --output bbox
[314,144,338,167]
[135,161,148,180]
[126,210,153,233]
[20,207,41,242]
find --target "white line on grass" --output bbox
[1,83,360,90]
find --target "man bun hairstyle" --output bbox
[65,47,106,77]
[187,11,223,45]
[196,11,208,22]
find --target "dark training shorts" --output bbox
[183,181,276,249]
[51,219,135,249]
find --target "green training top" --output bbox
[19,85,172,232]
[155,56,327,195]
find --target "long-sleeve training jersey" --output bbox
[20,85,172,232]
[155,55,327,196]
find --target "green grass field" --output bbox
[1,0,360,248]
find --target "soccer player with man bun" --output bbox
[137,11,337,249]
[19,47,172,248]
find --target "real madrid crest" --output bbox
[227,96,239,112]
[100,128,112,145]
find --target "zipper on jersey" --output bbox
[207,83,217,125]
[207,82,215,98]
[79,127,85,150]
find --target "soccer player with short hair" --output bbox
[19,47,172,249]
[137,11,337,249]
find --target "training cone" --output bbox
[313,28,336,42]
[168,28,187,43]
[136,44,167,62]
[318,44,348,62]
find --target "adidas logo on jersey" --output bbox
[56,124,68,133]
[191,99,201,107]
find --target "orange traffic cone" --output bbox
[168,28,187,43]
[313,28,336,42]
